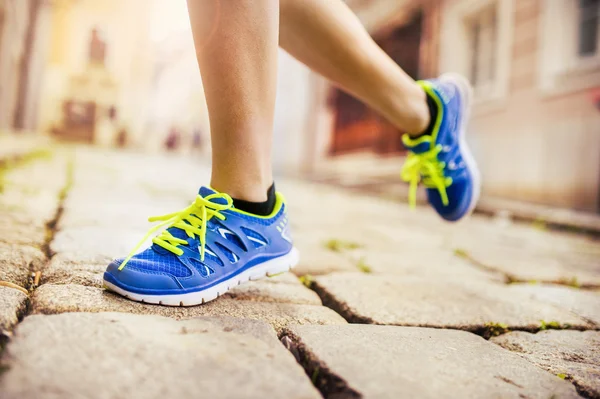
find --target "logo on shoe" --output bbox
[276,213,292,243]
[436,83,455,105]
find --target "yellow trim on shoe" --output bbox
[229,192,286,219]
[400,81,451,208]
[415,80,444,142]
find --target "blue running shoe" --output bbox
[401,73,481,221]
[103,187,298,306]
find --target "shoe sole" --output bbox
[439,73,482,220]
[103,247,300,306]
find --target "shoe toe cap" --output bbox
[428,179,474,221]
[104,259,182,293]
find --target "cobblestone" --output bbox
[284,324,579,398]
[507,283,600,326]
[0,313,321,399]
[0,243,46,289]
[32,284,347,333]
[0,286,28,332]
[492,330,600,398]
[312,272,593,331]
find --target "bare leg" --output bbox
[279,0,429,134]
[187,0,279,201]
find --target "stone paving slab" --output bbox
[292,237,358,276]
[348,248,504,282]
[0,312,321,399]
[492,330,600,398]
[283,324,579,398]
[507,283,600,326]
[50,226,142,259]
[312,272,593,331]
[32,284,347,333]
[0,243,46,289]
[223,278,322,305]
[0,212,47,247]
[1,152,68,213]
[57,188,187,230]
[0,286,28,332]
[40,253,111,288]
[451,232,600,287]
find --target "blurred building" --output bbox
[144,29,210,154]
[283,0,600,213]
[2,0,599,213]
[0,0,51,132]
[36,0,155,146]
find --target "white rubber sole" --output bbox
[439,73,482,219]
[103,247,300,307]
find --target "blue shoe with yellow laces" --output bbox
[103,187,298,306]
[401,73,481,221]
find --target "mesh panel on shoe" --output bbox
[204,245,224,266]
[124,248,192,277]
[241,227,267,248]
[188,258,215,277]
[225,232,245,250]
[215,242,237,263]
[228,206,284,226]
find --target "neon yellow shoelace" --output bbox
[118,192,233,270]
[401,139,452,209]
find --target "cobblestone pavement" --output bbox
[0,142,599,399]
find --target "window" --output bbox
[467,5,497,95]
[439,0,513,104]
[539,0,600,94]
[578,0,599,58]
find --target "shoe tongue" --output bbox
[151,186,224,252]
[198,186,229,205]
[198,186,216,197]
[403,135,433,154]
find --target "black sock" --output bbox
[414,93,439,137]
[232,183,276,216]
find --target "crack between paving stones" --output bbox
[503,353,598,399]
[307,279,599,340]
[279,330,362,399]
[301,278,600,398]
[1,154,73,349]
[568,378,598,399]
[453,249,600,290]
[0,150,72,366]
[41,155,73,263]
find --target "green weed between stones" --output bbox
[556,373,567,380]
[311,366,320,384]
[539,320,570,330]
[323,239,362,252]
[557,276,581,289]
[453,248,469,259]
[484,322,510,338]
[356,257,372,273]
[531,217,548,231]
[299,275,314,288]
